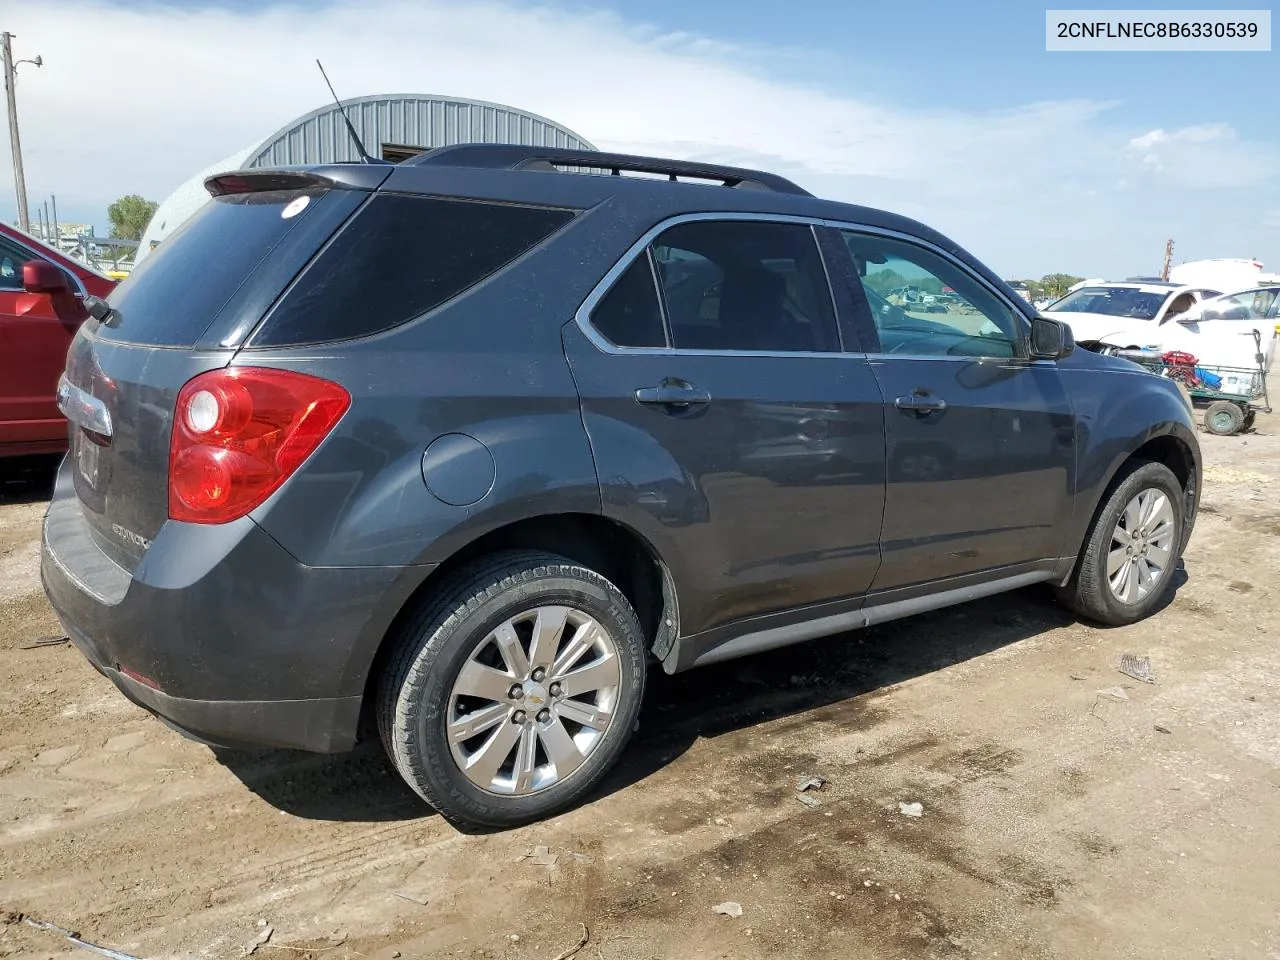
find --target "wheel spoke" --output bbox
[1122,498,1142,534]
[556,697,612,731]
[1135,557,1154,593]
[512,723,538,793]
[1123,560,1140,603]
[557,652,620,698]
[463,718,522,786]
[529,606,570,672]
[552,620,602,676]
[1112,525,1132,546]
[1148,494,1174,531]
[493,620,531,679]
[1107,546,1129,577]
[1147,543,1171,570]
[1110,559,1131,601]
[449,701,510,744]
[538,717,586,778]
[455,660,516,703]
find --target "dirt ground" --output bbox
[2,415,1279,960]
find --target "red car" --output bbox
[0,222,116,457]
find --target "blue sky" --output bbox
[3,0,1277,278]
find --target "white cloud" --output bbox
[2,0,1277,277]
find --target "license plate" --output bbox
[76,434,100,488]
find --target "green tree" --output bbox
[1040,272,1084,300]
[107,195,159,241]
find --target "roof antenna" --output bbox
[316,59,383,164]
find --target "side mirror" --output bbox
[22,259,71,295]
[1030,316,1074,359]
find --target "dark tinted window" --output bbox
[255,195,575,346]
[651,221,839,353]
[590,255,666,347]
[97,189,352,347]
[0,236,28,290]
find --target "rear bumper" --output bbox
[41,458,433,753]
[69,630,362,752]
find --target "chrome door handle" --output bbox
[895,393,946,415]
[635,380,711,407]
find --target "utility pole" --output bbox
[1160,238,1174,281]
[51,192,58,247]
[2,32,40,235]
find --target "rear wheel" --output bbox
[1055,461,1184,626]
[377,552,647,829]
[1203,400,1245,436]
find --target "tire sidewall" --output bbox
[1090,462,1185,622]
[391,563,647,827]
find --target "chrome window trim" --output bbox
[574,211,1032,360]
[0,231,90,297]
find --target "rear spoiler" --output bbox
[204,166,391,197]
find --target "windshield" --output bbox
[1046,286,1168,320]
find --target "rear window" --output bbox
[97,189,356,347]
[251,195,576,347]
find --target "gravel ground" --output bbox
[2,417,1278,960]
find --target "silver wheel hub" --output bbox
[446,605,621,796]
[1108,488,1176,604]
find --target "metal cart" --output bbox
[1102,330,1272,436]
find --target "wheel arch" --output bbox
[1058,423,1200,585]
[356,512,679,731]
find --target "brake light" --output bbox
[169,368,350,524]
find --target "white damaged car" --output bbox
[1039,281,1275,370]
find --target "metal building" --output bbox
[136,93,595,262]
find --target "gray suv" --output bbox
[42,145,1200,828]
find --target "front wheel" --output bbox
[377,552,648,829]
[1055,461,1185,626]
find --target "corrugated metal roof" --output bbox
[135,94,595,262]
[247,94,594,167]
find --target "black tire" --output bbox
[1203,400,1245,436]
[376,551,647,829]
[1054,460,1184,626]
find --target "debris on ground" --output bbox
[712,902,743,918]
[243,921,273,956]
[796,773,827,792]
[517,845,559,866]
[549,922,590,960]
[392,892,428,906]
[21,917,142,960]
[19,635,70,650]
[1119,654,1156,684]
[796,793,823,809]
[1154,725,1173,734]
[567,851,594,863]
[898,801,924,818]
[1096,686,1130,701]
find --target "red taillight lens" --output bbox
[169,368,350,524]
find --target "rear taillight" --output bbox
[169,368,350,524]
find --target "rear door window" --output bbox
[252,195,576,346]
[96,189,358,347]
[650,220,840,353]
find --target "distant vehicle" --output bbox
[1041,281,1220,347]
[1044,282,1278,370]
[1168,258,1266,295]
[44,145,1200,829]
[0,222,116,457]
[1007,281,1034,303]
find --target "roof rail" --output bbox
[405,144,812,196]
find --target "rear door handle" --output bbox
[635,380,711,407]
[894,393,947,415]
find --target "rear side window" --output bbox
[589,255,667,347]
[651,221,840,353]
[253,195,575,346]
[97,189,352,347]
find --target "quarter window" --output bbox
[841,231,1023,358]
[589,255,666,347]
[651,221,839,353]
